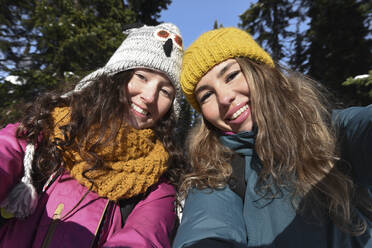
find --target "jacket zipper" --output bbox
[41,203,64,248]
[39,200,112,248]
[90,200,112,248]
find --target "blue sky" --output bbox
[159,0,256,49]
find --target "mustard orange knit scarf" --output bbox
[51,107,169,200]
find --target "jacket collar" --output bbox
[218,125,257,156]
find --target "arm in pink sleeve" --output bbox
[0,123,26,202]
[103,182,177,248]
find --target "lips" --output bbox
[131,103,149,117]
[225,103,249,121]
[231,105,248,120]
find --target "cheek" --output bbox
[126,77,142,96]
[241,78,251,95]
[157,99,173,118]
[126,82,135,96]
[201,103,220,124]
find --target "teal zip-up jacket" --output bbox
[173,105,372,248]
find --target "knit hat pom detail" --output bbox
[0,181,38,218]
[0,144,38,218]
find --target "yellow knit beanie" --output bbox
[181,27,274,112]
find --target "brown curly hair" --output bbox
[179,57,370,235]
[17,71,187,193]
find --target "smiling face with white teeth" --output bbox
[195,59,253,133]
[124,68,175,129]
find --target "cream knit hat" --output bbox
[67,22,184,119]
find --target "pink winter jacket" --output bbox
[0,124,177,248]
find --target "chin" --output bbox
[138,122,154,130]
[240,124,253,132]
[128,117,154,130]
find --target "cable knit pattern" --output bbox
[51,107,169,200]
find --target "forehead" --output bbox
[211,58,238,72]
[134,68,173,85]
[197,59,239,86]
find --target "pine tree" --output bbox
[0,0,35,79]
[127,0,171,25]
[288,25,307,72]
[304,0,372,105]
[213,20,223,29]
[342,71,372,105]
[0,0,172,126]
[288,0,308,72]
[175,95,193,146]
[239,0,297,62]
[239,0,371,105]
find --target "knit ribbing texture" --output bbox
[52,107,169,200]
[180,27,274,112]
[65,23,183,119]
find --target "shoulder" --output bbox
[182,186,244,223]
[0,123,28,201]
[0,123,19,135]
[173,187,247,248]
[112,182,176,248]
[0,123,27,165]
[332,105,372,186]
[0,123,26,148]
[185,186,241,206]
[128,181,176,223]
[332,104,372,130]
[140,181,176,205]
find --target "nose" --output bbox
[140,83,157,104]
[216,87,235,106]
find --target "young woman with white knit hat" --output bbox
[0,22,186,248]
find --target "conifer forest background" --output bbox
[1,0,371,145]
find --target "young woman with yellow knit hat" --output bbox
[0,23,186,247]
[173,27,372,248]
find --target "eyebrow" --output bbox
[194,61,237,97]
[162,80,173,88]
[138,68,174,87]
[217,61,237,78]
[194,85,209,97]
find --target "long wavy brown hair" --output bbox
[179,57,370,235]
[16,71,187,193]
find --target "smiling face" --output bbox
[195,59,253,133]
[124,68,175,129]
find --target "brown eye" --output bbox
[174,35,183,48]
[157,30,169,38]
